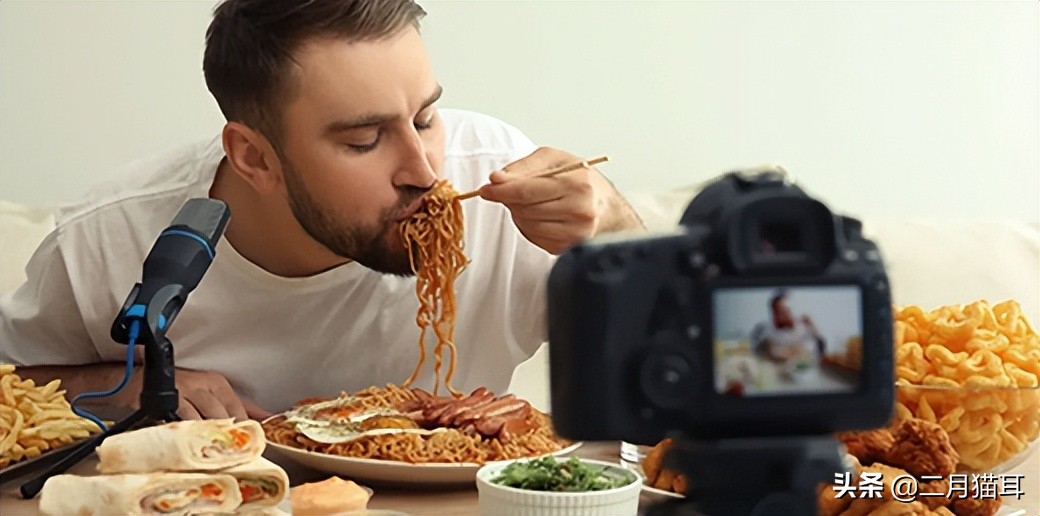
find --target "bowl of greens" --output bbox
[475,456,641,516]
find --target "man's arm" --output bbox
[592,171,646,234]
[15,364,272,421]
[13,365,131,407]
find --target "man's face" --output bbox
[772,298,795,329]
[276,28,444,275]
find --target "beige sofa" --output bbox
[2,192,1038,411]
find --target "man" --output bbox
[752,290,826,364]
[0,0,643,421]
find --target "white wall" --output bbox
[0,0,225,204]
[2,0,1037,223]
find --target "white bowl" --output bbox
[475,458,641,516]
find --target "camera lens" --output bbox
[639,353,693,410]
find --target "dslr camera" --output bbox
[548,168,894,445]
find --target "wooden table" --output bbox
[2,441,1037,515]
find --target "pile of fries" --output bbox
[1,363,103,468]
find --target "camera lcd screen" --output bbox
[712,285,862,397]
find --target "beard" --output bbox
[282,159,427,276]
[773,316,795,329]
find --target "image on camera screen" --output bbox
[712,285,863,397]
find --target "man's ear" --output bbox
[221,121,284,194]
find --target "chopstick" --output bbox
[455,155,609,201]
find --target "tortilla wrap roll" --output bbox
[223,456,290,510]
[97,419,265,473]
[39,472,241,516]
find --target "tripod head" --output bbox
[645,435,848,516]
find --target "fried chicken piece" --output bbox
[642,438,672,486]
[917,477,952,512]
[912,475,1002,515]
[836,463,912,516]
[837,499,880,516]
[640,438,688,494]
[817,482,854,516]
[951,497,1002,516]
[838,427,896,465]
[885,418,959,477]
[868,500,933,516]
[644,439,669,482]
[950,487,1002,516]
[817,453,862,516]
[653,467,677,492]
[672,474,688,495]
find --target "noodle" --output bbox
[399,179,469,396]
[262,386,569,465]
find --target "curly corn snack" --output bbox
[892,300,1040,472]
[0,363,103,469]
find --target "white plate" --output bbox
[265,439,584,487]
[618,459,684,501]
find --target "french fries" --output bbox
[0,363,102,469]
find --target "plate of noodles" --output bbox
[262,384,581,486]
[265,438,583,486]
[262,180,576,485]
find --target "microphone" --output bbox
[18,199,230,500]
[111,198,230,345]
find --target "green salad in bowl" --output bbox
[491,456,636,492]
[477,456,641,515]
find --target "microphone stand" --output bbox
[20,290,181,499]
[18,197,228,499]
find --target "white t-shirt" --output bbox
[752,322,818,361]
[0,109,554,412]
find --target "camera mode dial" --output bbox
[639,352,694,410]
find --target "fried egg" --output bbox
[284,397,443,444]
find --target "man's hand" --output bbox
[115,367,273,421]
[478,147,644,254]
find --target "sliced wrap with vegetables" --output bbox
[97,419,264,473]
[223,456,290,510]
[39,472,241,516]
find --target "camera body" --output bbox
[548,169,893,445]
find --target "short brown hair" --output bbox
[203,0,426,142]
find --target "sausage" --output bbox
[437,390,496,426]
